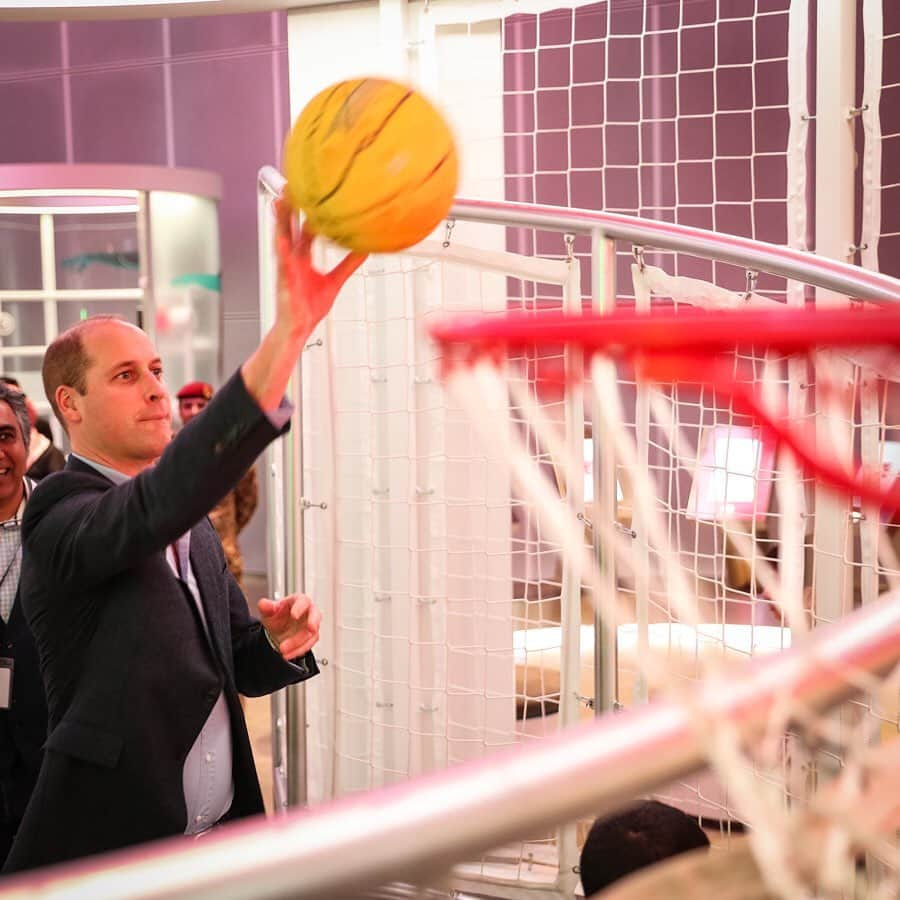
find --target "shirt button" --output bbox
[195,815,204,824]
[205,752,213,762]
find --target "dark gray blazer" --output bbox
[4,372,316,872]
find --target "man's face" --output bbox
[0,402,27,511]
[178,397,208,425]
[67,320,172,471]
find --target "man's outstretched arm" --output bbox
[241,202,367,413]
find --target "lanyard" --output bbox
[0,536,21,595]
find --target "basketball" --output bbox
[282,77,459,254]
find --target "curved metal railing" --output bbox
[258,166,900,304]
[2,592,900,899]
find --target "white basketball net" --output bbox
[439,296,900,899]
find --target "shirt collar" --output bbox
[1,477,33,527]
[70,453,132,486]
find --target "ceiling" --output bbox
[0,0,353,21]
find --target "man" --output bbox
[0,384,46,865]
[177,381,258,589]
[579,800,710,896]
[0,378,65,482]
[4,204,366,871]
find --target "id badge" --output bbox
[0,658,13,710]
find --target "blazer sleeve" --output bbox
[23,371,289,591]
[233,466,259,534]
[225,570,318,696]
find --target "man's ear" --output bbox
[56,385,83,427]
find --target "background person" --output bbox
[579,800,711,897]
[0,384,46,865]
[177,381,259,589]
[0,378,65,482]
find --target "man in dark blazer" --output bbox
[0,383,46,865]
[4,203,366,872]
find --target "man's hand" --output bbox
[275,200,367,338]
[258,593,322,661]
[241,201,367,412]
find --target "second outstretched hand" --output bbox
[258,593,323,661]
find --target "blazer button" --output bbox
[205,688,218,702]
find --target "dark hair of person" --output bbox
[579,800,710,896]
[0,383,31,452]
[42,315,125,430]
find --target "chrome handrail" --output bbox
[3,592,899,900]
[256,168,900,304]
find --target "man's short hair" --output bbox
[0,383,31,452]
[42,315,125,430]
[579,800,710,896]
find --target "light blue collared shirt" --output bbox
[72,454,234,835]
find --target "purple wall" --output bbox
[503,0,794,300]
[0,12,290,575]
[0,11,289,332]
[881,2,900,275]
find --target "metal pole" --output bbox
[135,191,153,340]
[257,163,900,305]
[257,166,900,304]
[812,0,858,627]
[38,214,60,347]
[448,199,900,304]
[286,357,308,806]
[257,174,308,808]
[590,231,618,715]
[555,252,583,896]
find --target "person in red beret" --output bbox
[177,381,258,590]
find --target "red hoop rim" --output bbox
[428,306,900,357]
[430,305,900,513]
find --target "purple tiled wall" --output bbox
[881,3,900,276]
[0,12,289,318]
[503,0,794,299]
[0,11,289,310]
[0,11,291,574]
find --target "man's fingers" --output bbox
[257,596,277,615]
[275,198,293,234]
[297,221,315,258]
[259,597,290,621]
[290,594,312,620]
[280,603,320,659]
[280,629,319,660]
[328,250,367,287]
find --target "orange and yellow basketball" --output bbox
[282,77,459,254]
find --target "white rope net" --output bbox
[283,1,900,897]
[449,296,900,896]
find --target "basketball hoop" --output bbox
[429,304,900,899]
[432,306,900,512]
